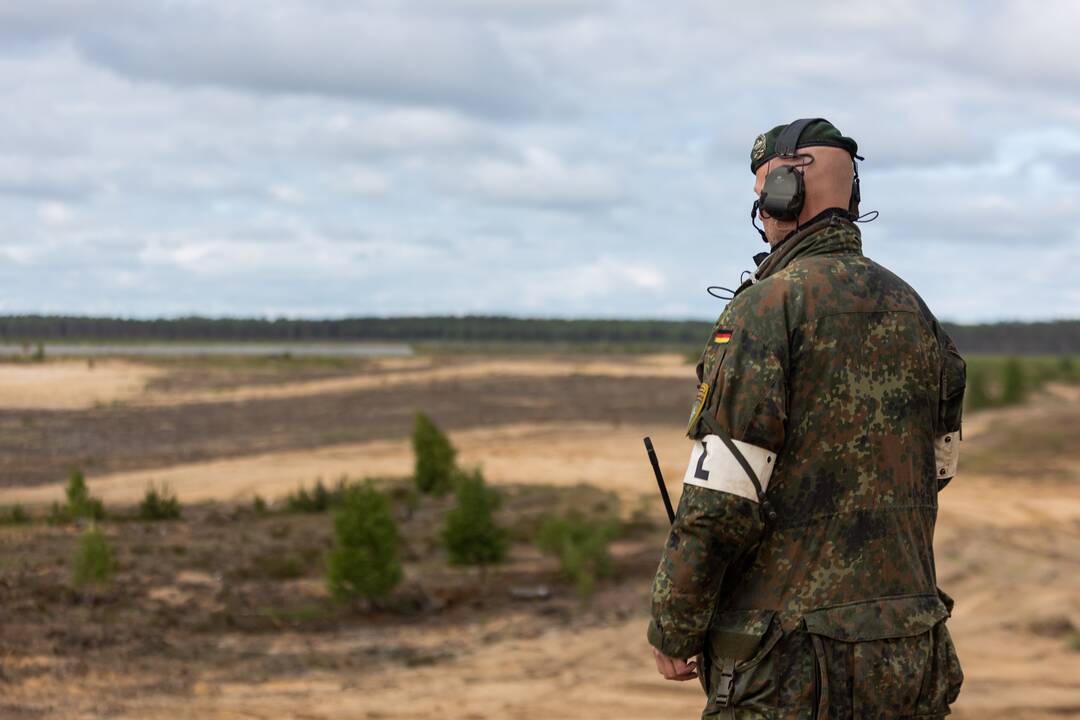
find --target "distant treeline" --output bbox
[0,315,1077,355]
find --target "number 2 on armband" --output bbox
[694,443,710,481]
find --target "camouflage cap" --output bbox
[750,118,859,174]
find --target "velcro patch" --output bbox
[713,329,733,345]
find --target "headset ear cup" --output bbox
[760,166,805,221]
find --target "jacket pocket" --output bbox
[702,609,780,719]
[938,346,966,434]
[802,594,961,718]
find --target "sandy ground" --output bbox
[0,360,164,410]
[100,617,708,720]
[0,354,691,410]
[0,421,692,511]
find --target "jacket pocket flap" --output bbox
[803,594,948,642]
[708,608,776,661]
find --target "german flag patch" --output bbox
[713,329,733,345]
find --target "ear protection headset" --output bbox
[757,117,819,221]
[756,117,861,223]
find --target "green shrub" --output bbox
[965,365,992,411]
[286,477,347,513]
[326,483,403,601]
[536,513,618,597]
[442,468,507,566]
[1058,355,1077,383]
[1000,358,1027,406]
[0,504,30,525]
[47,501,67,526]
[139,482,181,520]
[65,468,105,521]
[72,525,113,588]
[252,494,268,514]
[412,412,456,495]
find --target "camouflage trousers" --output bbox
[697,599,963,719]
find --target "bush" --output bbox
[47,501,67,526]
[65,468,105,521]
[286,477,347,513]
[536,513,618,597]
[1000,357,1026,406]
[442,468,507,566]
[965,365,992,411]
[252,494,268,514]
[1058,355,1076,383]
[412,412,456,495]
[326,483,403,601]
[139,482,181,520]
[1,504,30,525]
[72,525,113,588]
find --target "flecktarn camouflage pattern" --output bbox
[648,214,966,719]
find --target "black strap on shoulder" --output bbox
[699,413,778,523]
[774,117,824,157]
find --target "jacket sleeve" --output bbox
[934,328,966,490]
[647,288,789,658]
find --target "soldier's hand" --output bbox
[650,646,698,681]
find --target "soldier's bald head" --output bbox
[753,146,856,247]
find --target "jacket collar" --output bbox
[753,210,863,282]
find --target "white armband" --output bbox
[682,434,776,503]
[935,432,959,480]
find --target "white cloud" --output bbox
[333,166,390,196]
[37,201,73,226]
[269,184,305,205]
[466,147,622,209]
[324,109,493,156]
[517,256,668,311]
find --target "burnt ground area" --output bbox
[140,355,381,394]
[0,373,689,487]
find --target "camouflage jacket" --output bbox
[648,215,966,718]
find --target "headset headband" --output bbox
[774,117,826,157]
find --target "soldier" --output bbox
[648,118,966,719]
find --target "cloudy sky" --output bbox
[2,0,1078,323]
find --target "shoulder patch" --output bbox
[687,381,711,436]
[713,328,733,345]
